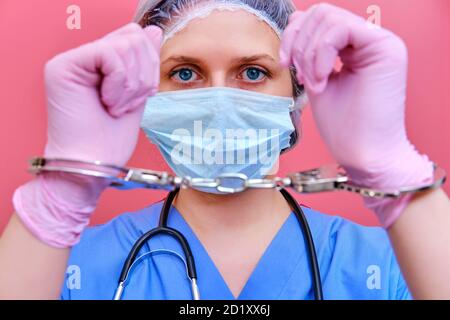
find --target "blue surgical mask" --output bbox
[141,87,296,192]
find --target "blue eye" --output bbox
[242,67,267,82]
[172,68,196,82]
[170,66,269,85]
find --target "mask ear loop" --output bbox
[289,65,308,112]
[288,100,297,112]
[292,94,309,112]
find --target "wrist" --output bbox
[41,171,109,208]
[12,172,108,248]
[345,150,434,229]
[344,142,434,188]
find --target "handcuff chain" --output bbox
[27,157,447,199]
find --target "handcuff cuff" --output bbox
[27,157,447,198]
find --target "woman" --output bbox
[0,0,449,300]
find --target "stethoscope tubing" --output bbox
[114,188,323,300]
[280,188,323,300]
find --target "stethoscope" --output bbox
[113,188,323,300]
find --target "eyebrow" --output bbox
[161,54,277,65]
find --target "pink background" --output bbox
[0,0,449,232]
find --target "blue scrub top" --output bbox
[60,200,412,300]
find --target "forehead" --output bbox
[161,9,281,59]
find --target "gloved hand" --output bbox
[279,4,434,228]
[13,23,163,247]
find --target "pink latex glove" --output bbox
[279,4,434,228]
[13,23,163,247]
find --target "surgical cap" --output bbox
[134,0,307,152]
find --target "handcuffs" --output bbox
[27,157,447,198]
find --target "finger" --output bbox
[302,5,381,94]
[317,6,381,50]
[142,26,162,94]
[129,26,162,96]
[122,27,162,114]
[293,6,330,92]
[308,24,355,97]
[127,94,150,114]
[289,10,303,23]
[112,36,146,117]
[93,42,129,116]
[335,3,383,50]
[279,10,305,67]
[144,25,163,52]
[107,27,162,116]
[103,22,143,40]
[102,38,140,117]
[125,35,161,113]
[313,26,343,92]
[302,13,342,94]
[67,24,142,76]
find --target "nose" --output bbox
[209,70,231,88]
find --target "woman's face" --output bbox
[159,9,293,97]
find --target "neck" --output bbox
[173,186,292,234]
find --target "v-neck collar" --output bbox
[237,212,308,299]
[159,204,305,300]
